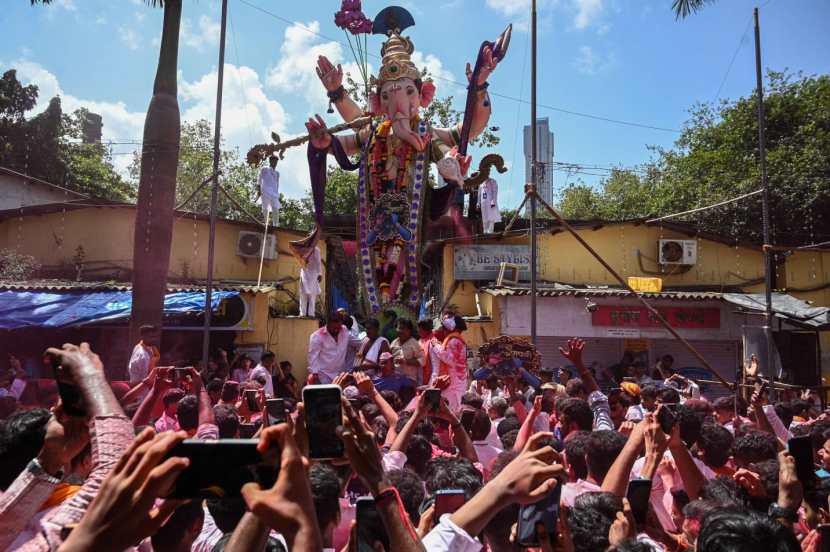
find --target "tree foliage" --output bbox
[558,71,830,245]
[128,119,261,222]
[0,69,131,200]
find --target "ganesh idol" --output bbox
[301,6,510,318]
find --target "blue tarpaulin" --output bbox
[0,290,239,329]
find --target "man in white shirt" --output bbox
[299,246,322,317]
[128,324,158,387]
[470,409,503,477]
[257,155,281,224]
[308,313,361,384]
[250,351,277,397]
[478,178,500,234]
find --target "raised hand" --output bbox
[306,114,332,150]
[490,445,564,505]
[38,410,90,476]
[354,371,375,397]
[558,337,585,367]
[339,398,385,496]
[466,44,500,86]
[45,342,103,378]
[608,498,636,547]
[242,423,322,549]
[778,449,804,511]
[733,468,766,498]
[315,55,343,92]
[59,429,190,552]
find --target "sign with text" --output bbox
[592,305,720,329]
[454,245,531,280]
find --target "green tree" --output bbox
[0,70,131,200]
[129,119,260,222]
[558,72,830,245]
[671,0,714,19]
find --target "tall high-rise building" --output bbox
[523,117,554,207]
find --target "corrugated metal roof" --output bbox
[0,280,277,294]
[482,286,724,301]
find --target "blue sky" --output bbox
[2,0,829,209]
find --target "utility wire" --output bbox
[235,0,681,133]
[713,16,752,104]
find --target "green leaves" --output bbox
[558,71,830,245]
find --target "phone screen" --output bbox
[245,390,261,412]
[164,439,277,498]
[303,385,344,459]
[626,478,652,526]
[516,478,561,547]
[788,436,815,490]
[356,497,390,552]
[424,388,441,413]
[459,409,475,433]
[818,524,830,552]
[434,489,466,523]
[657,403,677,435]
[266,398,286,426]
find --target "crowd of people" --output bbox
[1,310,830,552]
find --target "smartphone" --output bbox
[424,388,441,413]
[238,423,257,439]
[626,478,652,526]
[657,403,677,435]
[245,389,261,412]
[788,436,816,490]
[516,477,562,547]
[459,409,476,433]
[163,439,278,498]
[346,475,370,506]
[434,489,466,525]
[174,367,190,382]
[266,398,287,426]
[303,384,344,459]
[818,524,830,552]
[47,353,86,417]
[356,497,390,552]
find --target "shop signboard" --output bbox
[592,306,720,329]
[454,245,531,280]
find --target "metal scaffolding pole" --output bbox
[754,7,776,396]
[202,0,228,368]
[529,0,538,345]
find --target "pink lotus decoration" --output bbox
[334,0,373,35]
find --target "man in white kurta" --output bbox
[258,155,281,224]
[478,178,500,234]
[299,245,322,317]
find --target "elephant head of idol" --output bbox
[369,32,436,152]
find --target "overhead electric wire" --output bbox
[235,0,681,133]
[645,189,763,224]
[713,16,752,104]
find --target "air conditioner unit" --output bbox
[658,239,697,265]
[237,231,277,260]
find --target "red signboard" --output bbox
[591,306,720,329]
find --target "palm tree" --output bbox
[31,1,182,348]
[672,0,715,19]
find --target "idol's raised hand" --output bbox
[305,114,332,150]
[315,55,343,92]
[466,44,500,86]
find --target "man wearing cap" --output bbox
[257,155,281,224]
[372,351,415,393]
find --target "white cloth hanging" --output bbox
[479,178,501,233]
[300,246,322,296]
[258,166,281,221]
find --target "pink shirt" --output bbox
[154,412,180,433]
[561,479,601,507]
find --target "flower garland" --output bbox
[369,118,417,197]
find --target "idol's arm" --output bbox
[433,88,492,146]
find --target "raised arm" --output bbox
[601,419,646,498]
[188,367,215,429]
[132,367,173,428]
[356,371,399,430]
[316,55,364,123]
[667,424,704,500]
[559,338,599,394]
[514,395,542,452]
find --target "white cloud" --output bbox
[9,59,146,174]
[95,15,107,25]
[573,45,615,75]
[411,51,455,85]
[118,26,141,51]
[180,15,220,52]
[572,0,604,29]
[265,21,372,115]
[52,0,76,11]
[134,11,146,23]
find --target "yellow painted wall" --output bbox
[0,206,325,300]
[234,291,318,383]
[441,223,770,317]
[781,250,830,368]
